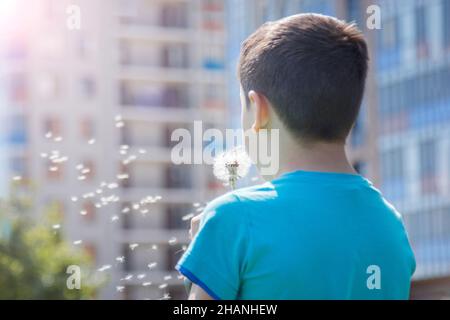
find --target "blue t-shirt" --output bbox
[176,170,416,300]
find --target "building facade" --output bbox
[0,0,227,299]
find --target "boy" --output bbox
[176,13,416,300]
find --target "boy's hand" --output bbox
[189,213,204,240]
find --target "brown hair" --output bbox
[238,13,369,142]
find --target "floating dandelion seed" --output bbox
[88,138,96,145]
[137,274,146,279]
[193,202,200,207]
[115,121,124,128]
[49,166,59,172]
[161,293,171,300]
[73,240,82,245]
[159,283,168,289]
[78,175,86,181]
[116,286,125,292]
[98,265,112,272]
[53,136,63,142]
[45,132,53,139]
[116,256,125,263]
[163,275,172,281]
[142,282,152,287]
[116,174,129,180]
[80,210,87,216]
[213,146,251,189]
[148,262,157,269]
[129,243,139,250]
[111,215,119,222]
[122,207,130,213]
[138,148,146,154]
[52,224,61,230]
[168,237,177,245]
[107,183,119,189]
[151,244,158,250]
[52,156,68,164]
[76,164,84,170]
[40,152,48,158]
[12,175,22,181]
[122,274,133,281]
[71,196,78,202]
[182,213,194,221]
[115,114,123,122]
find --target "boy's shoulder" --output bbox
[200,182,275,226]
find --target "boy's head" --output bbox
[239,13,369,144]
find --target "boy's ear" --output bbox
[248,90,270,132]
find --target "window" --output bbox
[419,140,438,195]
[161,44,189,69]
[166,204,191,229]
[83,243,97,263]
[79,76,96,99]
[381,148,405,200]
[43,116,62,137]
[160,2,188,28]
[78,160,96,182]
[10,156,27,177]
[381,17,398,50]
[444,0,450,48]
[36,72,60,100]
[7,73,27,105]
[166,165,192,189]
[7,115,27,145]
[81,201,96,222]
[46,160,64,181]
[416,6,429,59]
[80,117,95,141]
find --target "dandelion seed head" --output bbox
[213,146,251,189]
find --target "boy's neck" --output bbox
[275,140,356,179]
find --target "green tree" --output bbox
[0,190,102,299]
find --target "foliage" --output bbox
[0,189,102,299]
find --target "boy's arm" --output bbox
[188,284,214,300]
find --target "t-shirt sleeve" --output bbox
[175,194,249,300]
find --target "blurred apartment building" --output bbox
[226,0,450,299]
[0,0,227,299]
